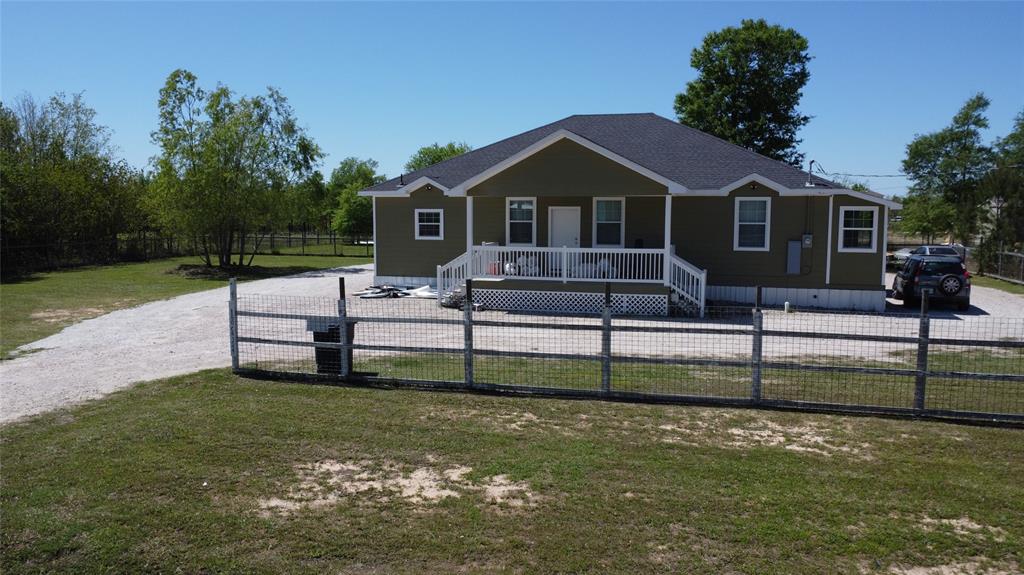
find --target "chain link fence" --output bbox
[229,280,1024,425]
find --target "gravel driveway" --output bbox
[2,265,1021,425]
[1,265,378,425]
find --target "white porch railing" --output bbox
[436,245,707,316]
[468,245,667,283]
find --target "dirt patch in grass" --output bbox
[725,420,871,458]
[29,307,107,323]
[919,516,1009,542]
[884,558,1020,575]
[653,412,873,458]
[424,406,580,437]
[258,459,539,516]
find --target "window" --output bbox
[593,198,624,247]
[733,197,770,251]
[921,260,965,275]
[507,198,535,245]
[838,206,877,252]
[414,209,443,240]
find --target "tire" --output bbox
[939,274,963,296]
[903,295,916,308]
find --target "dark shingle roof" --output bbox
[366,113,853,193]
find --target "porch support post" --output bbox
[466,195,474,276]
[466,195,474,255]
[663,195,672,285]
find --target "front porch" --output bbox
[438,244,706,315]
[436,194,707,315]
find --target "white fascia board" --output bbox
[358,177,449,197]
[446,129,688,196]
[686,173,902,209]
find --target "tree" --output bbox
[902,94,994,244]
[895,192,956,243]
[404,141,472,172]
[674,19,811,166]
[981,110,1024,249]
[0,92,147,275]
[328,157,384,241]
[148,69,322,267]
[286,171,331,232]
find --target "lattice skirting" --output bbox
[474,289,668,316]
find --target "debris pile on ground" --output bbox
[354,284,437,299]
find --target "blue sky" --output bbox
[2,2,1022,196]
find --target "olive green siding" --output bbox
[472,196,663,248]
[373,163,886,292]
[468,139,668,197]
[670,184,883,290]
[472,197,505,245]
[374,186,466,278]
[626,197,666,249]
[829,196,887,288]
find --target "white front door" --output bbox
[549,207,581,247]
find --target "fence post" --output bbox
[464,279,474,387]
[751,307,763,404]
[228,278,239,371]
[914,291,930,412]
[754,285,762,310]
[601,282,612,394]
[338,277,350,378]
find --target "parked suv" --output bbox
[892,255,971,311]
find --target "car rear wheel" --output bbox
[939,274,963,296]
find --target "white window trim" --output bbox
[592,197,625,248]
[506,197,537,246]
[838,206,878,253]
[414,208,444,240]
[733,197,771,252]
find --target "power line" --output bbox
[810,162,1023,180]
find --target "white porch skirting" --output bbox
[374,275,436,288]
[706,285,886,312]
[474,289,669,316]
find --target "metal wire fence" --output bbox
[230,280,1024,425]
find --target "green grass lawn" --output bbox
[0,254,371,358]
[971,275,1024,295]
[1,369,1021,574]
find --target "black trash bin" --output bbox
[312,322,356,376]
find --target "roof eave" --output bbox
[358,177,449,197]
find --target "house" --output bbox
[359,113,900,315]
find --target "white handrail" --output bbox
[436,252,469,304]
[668,254,707,316]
